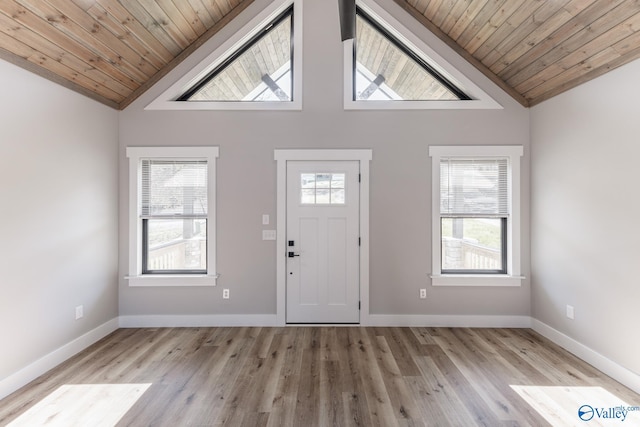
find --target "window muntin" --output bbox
[179,7,293,102]
[300,173,346,205]
[354,8,469,102]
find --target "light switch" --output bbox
[262,230,276,240]
[262,214,270,225]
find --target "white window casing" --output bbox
[126,146,219,287]
[343,0,502,110]
[429,145,524,286]
[146,0,302,111]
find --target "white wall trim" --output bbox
[0,318,119,400]
[365,314,532,328]
[532,319,640,395]
[119,315,279,328]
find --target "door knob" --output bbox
[288,251,300,258]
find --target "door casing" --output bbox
[274,149,372,326]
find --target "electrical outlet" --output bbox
[566,305,574,320]
[223,289,230,299]
[262,214,270,225]
[419,289,427,299]
[75,305,83,320]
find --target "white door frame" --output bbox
[274,149,372,326]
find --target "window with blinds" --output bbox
[439,158,508,274]
[141,160,208,274]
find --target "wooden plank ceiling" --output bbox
[1,0,640,109]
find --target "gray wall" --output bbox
[531,59,640,375]
[119,0,531,319]
[0,59,119,381]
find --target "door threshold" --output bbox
[285,323,361,327]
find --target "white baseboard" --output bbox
[531,319,640,395]
[0,318,119,401]
[118,314,279,328]
[364,314,532,328]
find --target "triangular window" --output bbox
[354,7,469,102]
[178,6,293,102]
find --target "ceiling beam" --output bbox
[392,0,530,108]
[118,0,256,110]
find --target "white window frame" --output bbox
[126,146,219,287]
[146,0,302,111]
[429,145,524,286]
[343,0,501,110]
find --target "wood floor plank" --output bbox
[1,327,639,427]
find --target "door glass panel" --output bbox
[331,189,345,204]
[301,189,316,204]
[301,174,316,188]
[300,173,346,205]
[316,174,331,188]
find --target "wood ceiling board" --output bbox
[470,0,546,60]
[398,0,640,105]
[44,0,161,78]
[524,47,620,103]
[501,0,634,83]
[0,43,122,107]
[0,11,132,97]
[119,0,254,109]
[94,0,176,62]
[456,0,510,49]
[463,0,525,55]
[15,0,151,84]
[448,0,490,41]
[479,0,573,71]
[132,0,194,48]
[0,0,638,109]
[514,11,640,95]
[392,0,529,107]
[85,4,165,70]
[438,0,473,35]
[527,44,640,106]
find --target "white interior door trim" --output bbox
[274,149,372,326]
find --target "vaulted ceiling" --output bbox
[1,0,639,110]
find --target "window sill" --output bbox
[126,274,219,287]
[430,274,524,287]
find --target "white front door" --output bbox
[286,161,360,323]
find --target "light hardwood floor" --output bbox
[1,327,639,426]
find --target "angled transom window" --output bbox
[178,6,293,102]
[353,7,469,102]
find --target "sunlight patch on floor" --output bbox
[511,385,640,426]
[8,383,151,427]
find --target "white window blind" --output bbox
[141,160,208,218]
[440,158,508,216]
